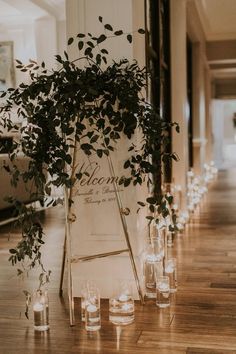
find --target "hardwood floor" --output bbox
[1,169,236,354]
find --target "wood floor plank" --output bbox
[1,169,236,353]
[186,348,236,354]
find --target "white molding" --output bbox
[193,0,236,41]
[192,138,208,147]
[192,0,210,39]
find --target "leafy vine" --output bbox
[0,17,179,288]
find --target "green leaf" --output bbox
[78,41,84,50]
[138,28,145,34]
[90,135,99,143]
[81,143,93,151]
[67,37,74,45]
[77,33,85,38]
[137,201,145,207]
[127,34,132,43]
[97,34,107,44]
[55,55,62,63]
[124,178,132,187]
[84,47,92,56]
[114,30,123,36]
[87,41,94,48]
[104,24,113,31]
[98,16,103,23]
[97,149,103,158]
[104,126,111,135]
[65,154,72,164]
[17,268,23,275]
[101,49,108,54]
[146,197,156,204]
[149,204,155,213]
[172,153,179,162]
[124,160,130,169]
[146,216,154,221]
[102,56,107,64]
[76,172,82,180]
[9,249,17,254]
[96,54,101,64]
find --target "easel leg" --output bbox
[64,186,75,326]
[128,247,145,305]
[107,155,145,304]
[59,234,66,296]
[68,258,75,326]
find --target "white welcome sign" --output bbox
[68,135,148,299]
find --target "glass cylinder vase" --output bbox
[109,281,135,325]
[33,289,49,331]
[143,237,164,298]
[85,286,101,331]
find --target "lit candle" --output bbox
[158,282,169,291]
[119,294,129,302]
[177,222,184,231]
[33,302,44,312]
[87,304,97,313]
[122,303,133,311]
[33,302,44,327]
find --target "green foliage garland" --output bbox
[0,18,179,286]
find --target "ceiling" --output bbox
[0,0,235,83]
[196,0,236,41]
[0,0,65,24]
[195,0,236,82]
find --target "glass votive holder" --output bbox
[143,240,164,298]
[81,280,97,322]
[81,287,89,322]
[167,231,173,247]
[144,258,163,298]
[33,289,49,331]
[85,287,101,331]
[176,222,184,233]
[156,276,170,308]
[109,282,135,325]
[164,258,177,293]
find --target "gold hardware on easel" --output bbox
[120,207,130,216]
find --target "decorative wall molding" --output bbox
[192,138,208,147]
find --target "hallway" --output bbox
[0,170,236,353]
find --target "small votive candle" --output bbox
[85,287,101,331]
[85,303,101,331]
[164,258,177,293]
[156,276,170,308]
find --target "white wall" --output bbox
[170,0,188,208]
[0,22,36,86]
[0,16,66,88]
[212,99,236,168]
[34,16,57,68]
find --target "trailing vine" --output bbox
[0,17,179,288]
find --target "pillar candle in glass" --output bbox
[143,239,164,298]
[156,276,170,308]
[85,287,101,331]
[109,281,135,325]
[33,289,49,331]
[80,281,97,322]
[165,258,177,293]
